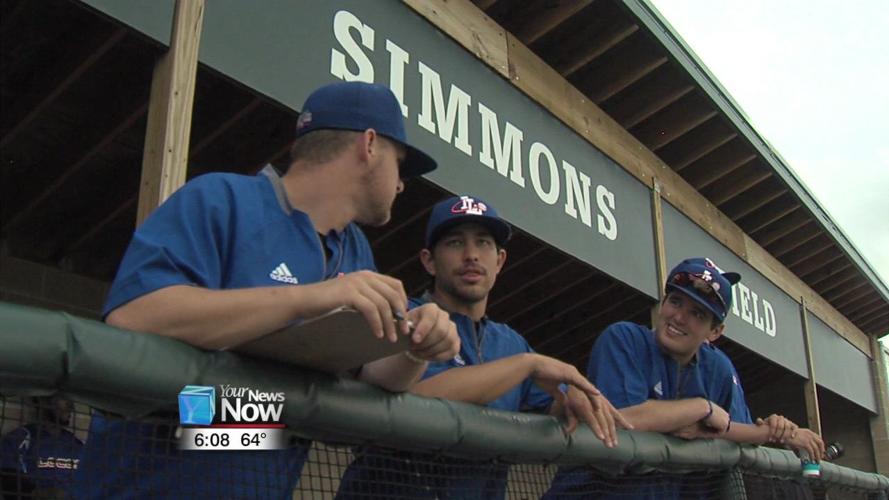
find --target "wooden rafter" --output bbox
[825,280,872,305]
[658,120,737,170]
[844,295,885,321]
[684,144,758,189]
[602,66,695,129]
[508,0,593,45]
[859,312,889,333]
[702,162,772,207]
[833,285,877,311]
[4,103,148,232]
[852,305,889,327]
[0,28,127,149]
[499,268,597,325]
[720,182,786,220]
[746,204,805,243]
[629,92,717,151]
[807,262,853,289]
[790,248,843,278]
[488,259,574,310]
[764,220,818,257]
[547,20,639,77]
[781,235,834,269]
[735,196,800,234]
[524,284,622,346]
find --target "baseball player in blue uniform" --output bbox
[544,257,825,499]
[335,195,629,499]
[1,397,83,498]
[70,81,460,499]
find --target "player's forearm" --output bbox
[105,284,332,350]
[410,353,535,404]
[621,398,710,432]
[722,422,771,444]
[359,353,427,392]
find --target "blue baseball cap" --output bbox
[665,257,741,323]
[295,81,437,178]
[425,195,511,249]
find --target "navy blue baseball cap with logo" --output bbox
[425,195,512,249]
[295,81,437,178]
[665,257,741,323]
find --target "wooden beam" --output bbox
[67,198,137,254]
[405,0,509,77]
[790,248,843,278]
[136,0,205,226]
[807,268,864,294]
[738,195,800,234]
[547,21,639,77]
[499,268,596,324]
[602,65,694,128]
[868,335,889,474]
[853,306,889,328]
[3,103,148,232]
[800,298,822,435]
[860,313,889,335]
[0,28,127,149]
[833,284,878,311]
[745,203,804,242]
[821,278,870,303]
[571,35,669,102]
[844,295,885,321]
[629,92,717,151]
[473,0,498,10]
[701,162,772,207]
[719,181,785,220]
[826,279,872,305]
[687,151,759,190]
[412,1,872,358]
[488,259,574,309]
[818,273,865,297]
[509,0,593,45]
[781,235,834,269]
[524,284,621,344]
[763,220,821,260]
[658,120,737,170]
[651,178,668,297]
[555,295,650,362]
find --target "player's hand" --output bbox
[316,271,408,343]
[701,399,730,434]
[786,428,825,462]
[529,355,632,446]
[756,414,798,444]
[404,303,460,362]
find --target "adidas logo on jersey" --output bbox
[653,381,663,397]
[269,263,299,284]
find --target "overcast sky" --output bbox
[648,0,889,337]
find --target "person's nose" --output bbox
[396,178,405,194]
[463,242,480,262]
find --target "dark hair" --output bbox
[289,129,360,165]
[662,291,721,329]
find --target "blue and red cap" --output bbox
[665,257,741,323]
[425,195,511,249]
[295,81,437,178]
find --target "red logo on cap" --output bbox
[451,196,487,216]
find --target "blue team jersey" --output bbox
[336,294,553,500]
[73,167,376,499]
[1,424,83,494]
[545,322,753,500]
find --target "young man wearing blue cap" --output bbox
[336,195,629,499]
[544,257,825,498]
[71,81,460,498]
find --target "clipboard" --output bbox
[233,307,411,373]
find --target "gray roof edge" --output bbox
[621,0,889,308]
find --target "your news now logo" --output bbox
[177,385,287,451]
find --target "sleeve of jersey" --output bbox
[585,323,649,410]
[726,368,753,424]
[102,176,232,318]
[0,428,26,470]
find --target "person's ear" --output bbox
[419,248,436,276]
[708,323,725,343]
[358,129,377,163]
[494,248,507,274]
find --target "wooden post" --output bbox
[869,336,889,474]
[799,297,822,435]
[650,177,668,327]
[136,0,205,226]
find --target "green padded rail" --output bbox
[0,301,886,491]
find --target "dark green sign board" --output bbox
[80,0,658,298]
[808,312,876,412]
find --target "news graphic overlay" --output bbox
[177,385,287,450]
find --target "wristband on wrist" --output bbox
[403,350,426,364]
[701,399,714,422]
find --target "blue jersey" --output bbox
[545,322,753,500]
[73,167,376,499]
[336,294,552,500]
[1,424,83,494]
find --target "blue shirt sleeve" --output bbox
[1,427,28,471]
[702,345,753,424]
[586,322,651,409]
[103,175,232,317]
